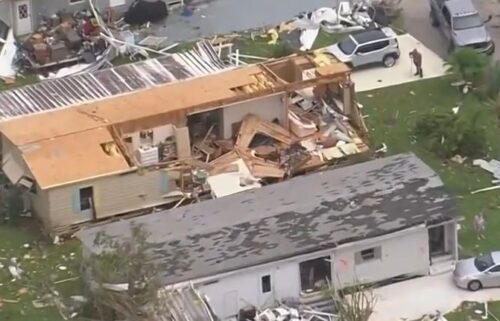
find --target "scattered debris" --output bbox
[473,159,500,179]
[8,258,23,280]
[57,265,68,271]
[451,155,466,164]
[452,106,460,114]
[294,2,376,50]
[471,185,500,194]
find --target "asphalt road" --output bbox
[401,0,500,61]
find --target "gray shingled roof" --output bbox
[78,153,458,285]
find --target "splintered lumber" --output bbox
[235,114,293,149]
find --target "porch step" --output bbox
[429,260,455,275]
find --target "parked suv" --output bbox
[430,0,494,54]
[325,27,400,68]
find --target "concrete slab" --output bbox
[369,273,500,321]
[352,34,447,92]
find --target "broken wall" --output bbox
[221,94,286,139]
[45,169,173,229]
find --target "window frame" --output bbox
[489,265,500,273]
[261,274,271,293]
[355,246,382,265]
[79,186,94,211]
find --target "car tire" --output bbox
[467,280,482,291]
[382,54,397,68]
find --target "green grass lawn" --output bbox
[359,76,500,256]
[0,222,82,321]
[445,301,500,321]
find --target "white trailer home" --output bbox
[78,153,459,320]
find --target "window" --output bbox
[261,275,271,293]
[355,247,382,264]
[338,36,357,55]
[299,256,331,292]
[452,14,483,30]
[490,265,500,273]
[356,43,377,54]
[474,253,495,272]
[79,186,93,211]
[370,40,390,51]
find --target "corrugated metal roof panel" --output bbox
[0,41,231,121]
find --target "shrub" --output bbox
[414,111,486,159]
[444,48,490,86]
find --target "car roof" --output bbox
[445,0,478,17]
[491,251,500,263]
[350,28,396,44]
[351,29,387,44]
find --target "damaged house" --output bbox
[0,0,126,36]
[77,153,460,320]
[0,51,367,234]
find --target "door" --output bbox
[483,265,500,287]
[352,43,375,67]
[428,225,446,257]
[14,0,32,35]
[258,273,274,308]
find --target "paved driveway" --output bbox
[351,34,446,92]
[401,0,500,61]
[370,273,500,321]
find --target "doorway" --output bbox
[14,0,32,35]
[428,225,447,257]
[299,256,331,294]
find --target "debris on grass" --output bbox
[451,155,466,164]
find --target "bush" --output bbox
[414,111,486,159]
[444,48,490,86]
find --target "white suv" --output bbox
[326,27,400,68]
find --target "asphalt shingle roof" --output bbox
[78,153,458,285]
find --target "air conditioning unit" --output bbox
[136,146,159,166]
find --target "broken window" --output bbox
[261,275,271,293]
[299,256,331,293]
[79,186,93,211]
[355,247,382,264]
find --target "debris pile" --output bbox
[17,9,111,77]
[182,97,368,199]
[293,2,376,50]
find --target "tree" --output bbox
[85,223,165,321]
[444,48,490,87]
[327,281,377,321]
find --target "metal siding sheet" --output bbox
[0,42,230,120]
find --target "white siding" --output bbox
[199,261,300,319]
[332,226,429,287]
[190,226,433,320]
[222,94,286,139]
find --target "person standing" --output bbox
[409,48,423,78]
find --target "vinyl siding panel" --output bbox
[30,186,51,227]
[332,226,429,287]
[46,169,173,230]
